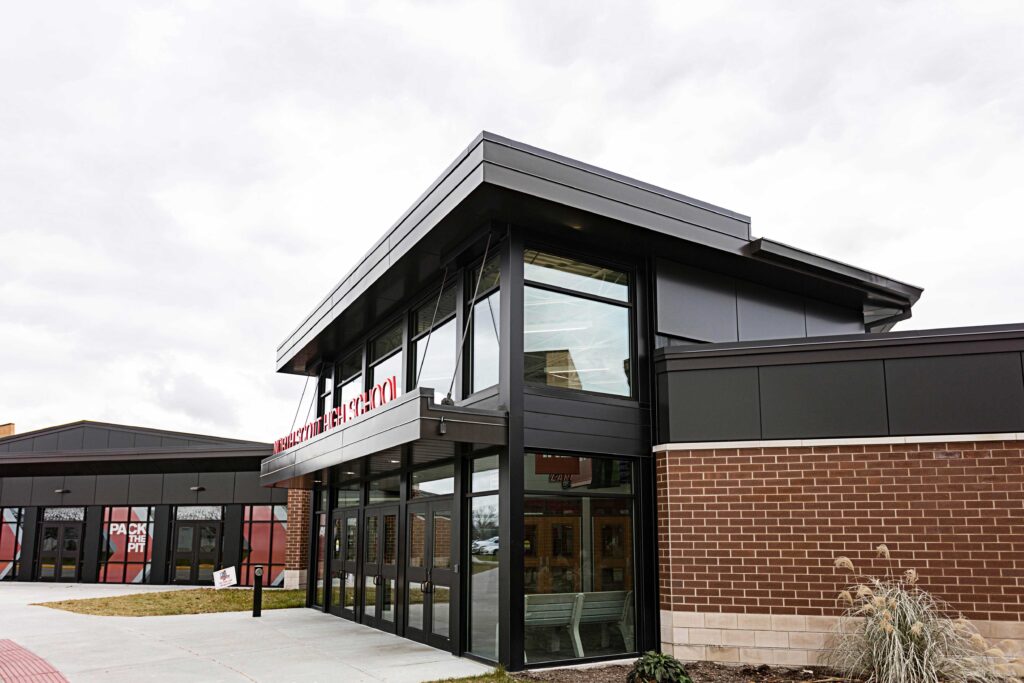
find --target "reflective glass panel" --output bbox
[414,286,457,336]
[371,323,403,362]
[365,515,379,563]
[471,455,499,492]
[407,580,424,631]
[409,511,426,568]
[413,319,456,403]
[370,353,403,399]
[176,506,222,521]
[433,510,451,569]
[468,494,500,660]
[524,250,628,302]
[472,291,500,393]
[368,475,401,504]
[524,286,630,396]
[43,507,85,522]
[338,376,363,409]
[522,494,636,662]
[410,464,455,498]
[524,453,632,494]
[432,585,451,639]
[383,514,397,566]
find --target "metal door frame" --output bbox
[35,522,83,582]
[328,507,360,620]
[170,520,223,585]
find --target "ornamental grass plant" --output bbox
[824,545,1023,683]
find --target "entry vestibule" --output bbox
[306,445,640,668]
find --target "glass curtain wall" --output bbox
[468,454,501,660]
[240,505,288,587]
[523,250,631,397]
[313,489,328,607]
[522,452,636,664]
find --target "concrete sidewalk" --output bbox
[0,583,492,682]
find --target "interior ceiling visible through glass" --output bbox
[524,250,628,302]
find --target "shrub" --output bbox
[824,545,1024,683]
[627,651,691,683]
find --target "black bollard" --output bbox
[253,565,263,618]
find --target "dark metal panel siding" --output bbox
[108,430,134,449]
[221,505,243,574]
[135,433,161,448]
[61,476,97,506]
[522,390,647,457]
[150,505,171,584]
[655,260,738,343]
[94,475,130,505]
[16,507,39,582]
[162,473,199,505]
[197,472,235,504]
[737,281,806,341]
[759,361,888,439]
[885,353,1024,435]
[128,474,163,505]
[270,486,288,504]
[30,476,63,506]
[82,427,110,450]
[0,477,32,506]
[57,428,85,451]
[32,433,59,452]
[805,298,863,336]
[82,505,103,582]
[662,367,761,442]
[233,471,271,504]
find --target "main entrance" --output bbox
[320,462,461,655]
[36,521,82,581]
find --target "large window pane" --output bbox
[370,353,403,397]
[410,464,455,498]
[469,494,500,660]
[338,375,363,408]
[371,323,403,363]
[413,319,456,403]
[368,474,401,504]
[471,454,499,492]
[524,250,628,302]
[524,286,630,396]
[414,287,457,336]
[472,291,500,393]
[523,494,635,663]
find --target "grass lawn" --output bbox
[35,588,307,616]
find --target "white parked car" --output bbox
[472,536,499,552]
[476,539,499,556]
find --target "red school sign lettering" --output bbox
[273,376,399,454]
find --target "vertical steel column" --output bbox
[498,224,526,670]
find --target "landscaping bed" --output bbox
[433,662,841,683]
[35,588,306,616]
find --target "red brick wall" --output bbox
[286,489,311,571]
[657,440,1024,622]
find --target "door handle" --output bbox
[374,574,381,586]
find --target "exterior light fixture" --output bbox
[189,485,205,492]
[54,488,69,494]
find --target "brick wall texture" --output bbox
[657,440,1024,622]
[286,489,311,571]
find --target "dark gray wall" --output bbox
[654,259,863,343]
[0,424,252,454]
[0,471,286,507]
[659,349,1024,442]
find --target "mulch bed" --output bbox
[517,661,843,683]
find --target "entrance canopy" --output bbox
[260,388,507,489]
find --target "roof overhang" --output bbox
[277,132,924,373]
[260,388,507,489]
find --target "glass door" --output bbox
[36,523,82,582]
[329,508,359,620]
[406,500,456,650]
[361,505,398,632]
[172,521,222,584]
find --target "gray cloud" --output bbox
[1,0,1022,441]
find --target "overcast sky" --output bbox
[2,1,1023,442]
